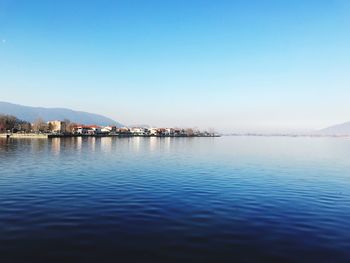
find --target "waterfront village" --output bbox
[50,120,218,137]
[0,117,219,138]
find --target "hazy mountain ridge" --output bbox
[0,102,122,126]
[319,121,350,135]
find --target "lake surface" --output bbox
[1,136,350,262]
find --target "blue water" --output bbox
[1,136,350,262]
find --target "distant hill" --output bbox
[0,101,122,126]
[319,121,350,135]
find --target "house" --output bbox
[47,120,66,133]
[116,127,131,135]
[87,125,102,134]
[73,126,90,134]
[173,128,185,136]
[72,125,101,135]
[130,127,149,136]
[165,128,176,136]
[102,126,116,133]
[156,128,167,136]
[149,128,158,136]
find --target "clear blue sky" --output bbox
[1,0,349,132]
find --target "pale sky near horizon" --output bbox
[0,0,349,132]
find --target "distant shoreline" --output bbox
[223,134,350,138]
[0,133,221,139]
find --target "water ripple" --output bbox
[1,137,350,262]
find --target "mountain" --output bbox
[319,121,350,135]
[0,101,122,126]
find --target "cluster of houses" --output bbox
[72,125,215,137]
[47,121,217,137]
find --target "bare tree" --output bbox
[0,114,31,133]
[33,118,48,133]
[186,128,194,136]
[66,122,78,133]
[47,122,53,132]
[22,123,32,133]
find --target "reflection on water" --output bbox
[1,136,350,262]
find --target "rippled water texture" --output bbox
[1,136,350,262]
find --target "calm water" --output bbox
[1,136,350,262]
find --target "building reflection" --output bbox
[100,137,113,153]
[149,137,158,152]
[30,138,47,154]
[51,138,61,155]
[87,137,96,152]
[75,137,82,152]
[131,137,141,153]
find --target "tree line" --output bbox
[0,114,32,133]
[0,114,77,133]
